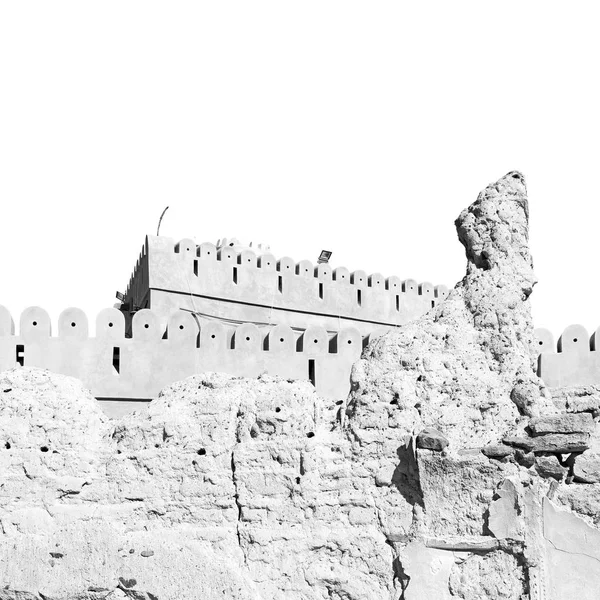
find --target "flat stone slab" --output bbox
[529,413,594,436]
[531,433,590,454]
[482,444,514,458]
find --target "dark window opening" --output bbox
[357,289,362,306]
[319,282,324,299]
[396,295,400,312]
[308,359,315,387]
[194,259,198,276]
[278,275,283,294]
[233,267,238,284]
[113,347,120,374]
[16,344,24,367]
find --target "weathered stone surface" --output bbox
[552,385,600,413]
[535,455,568,480]
[573,451,600,483]
[529,412,594,436]
[502,435,535,451]
[448,551,526,600]
[416,427,449,451]
[531,433,590,453]
[482,444,514,458]
[487,479,522,540]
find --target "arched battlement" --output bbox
[330,327,362,355]
[403,279,418,294]
[537,323,600,388]
[218,247,236,263]
[201,321,228,349]
[96,308,126,339]
[435,284,449,300]
[558,324,589,354]
[0,305,14,336]
[233,323,262,351]
[132,309,163,340]
[58,307,89,339]
[122,235,448,341]
[167,311,199,345]
[198,242,217,259]
[419,282,434,300]
[296,260,313,277]
[534,328,554,354]
[277,257,295,273]
[20,307,51,341]
[351,270,367,286]
[298,326,329,355]
[238,249,257,267]
[258,253,276,270]
[175,238,196,256]
[333,267,350,284]
[0,307,378,405]
[386,276,402,292]
[315,263,332,280]
[368,273,384,289]
[265,324,295,353]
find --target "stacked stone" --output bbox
[482,412,597,482]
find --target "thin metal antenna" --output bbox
[156,206,169,236]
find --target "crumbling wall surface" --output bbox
[0,368,397,600]
[345,171,600,599]
[1,172,600,600]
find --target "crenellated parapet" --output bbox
[0,306,363,405]
[123,236,449,337]
[535,325,600,387]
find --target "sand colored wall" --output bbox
[0,305,362,412]
[124,236,448,336]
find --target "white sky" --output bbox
[1,2,599,342]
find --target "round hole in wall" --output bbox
[211,334,216,339]
[207,251,211,255]
[347,340,352,344]
[40,446,49,452]
[306,432,315,438]
[313,339,318,344]
[71,322,76,327]
[280,338,284,343]
[245,336,250,341]
[179,325,184,330]
[538,341,543,346]
[197,448,206,456]
[108,322,113,328]
[186,247,190,251]
[32,321,37,326]
[144,324,149,329]
[5,442,10,450]
[275,407,281,413]
[573,338,578,343]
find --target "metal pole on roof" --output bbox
[156,206,169,236]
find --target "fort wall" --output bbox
[125,236,449,336]
[0,305,363,416]
[535,325,600,387]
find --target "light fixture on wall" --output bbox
[317,250,332,264]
